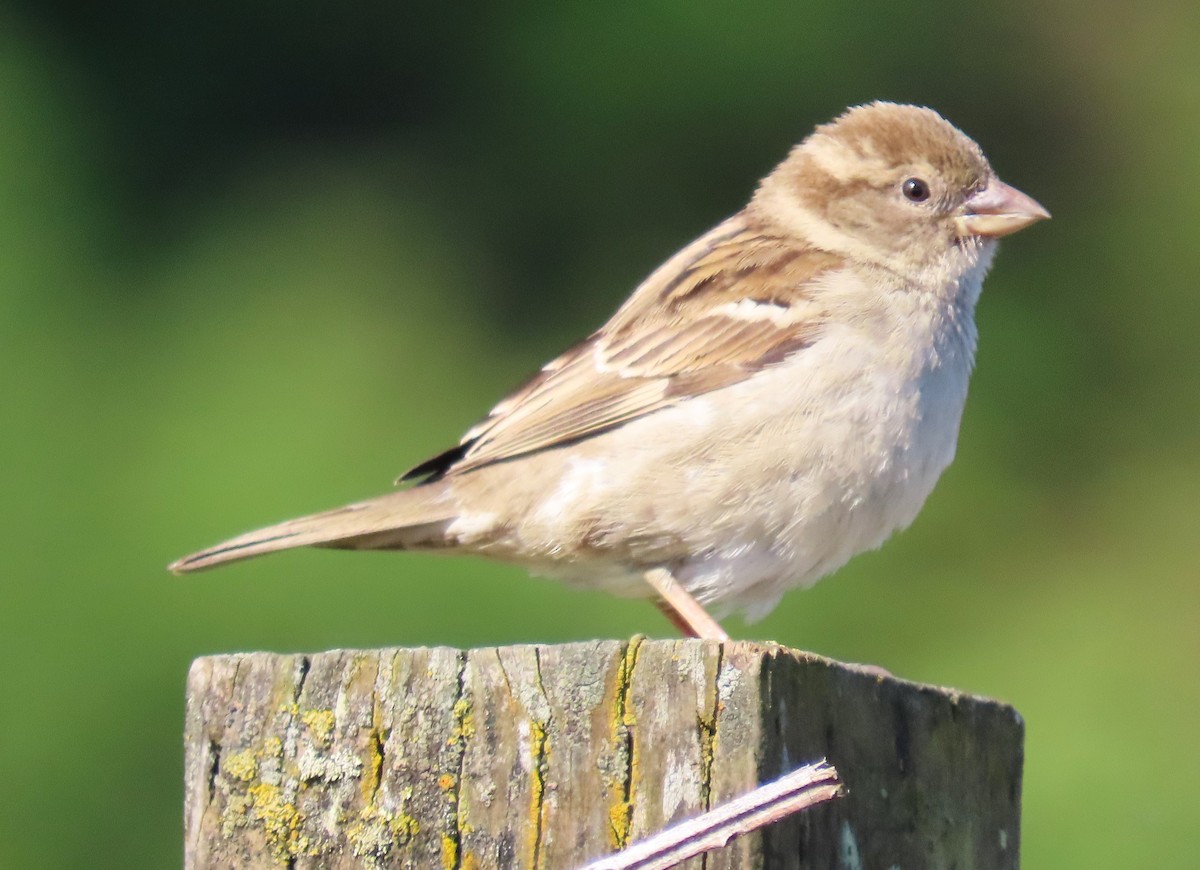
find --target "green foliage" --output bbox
[2,2,1198,866]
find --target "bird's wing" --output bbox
[402,216,845,481]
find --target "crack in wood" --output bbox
[446,651,470,870]
[529,647,551,870]
[205,738,221,806]
[698,643,724,870]
[608,637,643,850]
[292,655,310,706]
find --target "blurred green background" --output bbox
[2,1,1197,866]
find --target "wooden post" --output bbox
[184,640,1023,868]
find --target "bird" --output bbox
[170,101,1049,640]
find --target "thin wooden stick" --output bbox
[578,760,843,870]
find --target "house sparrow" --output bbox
[170,102,1048,640]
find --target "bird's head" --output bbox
[755,102,1049,279]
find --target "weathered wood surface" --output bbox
[184,640,1024,869]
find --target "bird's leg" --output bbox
[643,567,730,641]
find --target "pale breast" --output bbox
[461,265,984,620]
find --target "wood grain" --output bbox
[184,640,1023,868]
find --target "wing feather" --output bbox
[401,215,845,480]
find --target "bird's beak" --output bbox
[955,180,1050,239]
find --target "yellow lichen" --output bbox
[438,687,473,868]
[606,636,643,849]
[527,719,549,865]
[223,748,259,783]
[246,782,314,862]
[361,729,385,806]
[263,736,283,758]
[390,813,420,842]
[301,708,336,747]
[609,801,632,847]
[441,833,459,870]
[447,697,474,746]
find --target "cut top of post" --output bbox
[184,640,1023,869]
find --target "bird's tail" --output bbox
[168,482,458,574]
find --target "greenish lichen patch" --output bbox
[450,697,475,743]
[223,748,258,783]
[221,790,252,840]
[245,781,316,863]
[346,805,421,863]
[211,693,328,862]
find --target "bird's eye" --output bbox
[902,178,930,202]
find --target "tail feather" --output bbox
[169,484,457,574]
